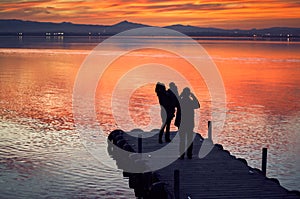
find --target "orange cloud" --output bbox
[0,0,299,28]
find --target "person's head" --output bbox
[169,82,177,90]
[181,87,191,97]
[155,82,166,94]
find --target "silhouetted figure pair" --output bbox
[155,82,178,143]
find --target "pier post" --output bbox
[208,121,212,141]
[262,148,267,176]
[138,134,142,153]
[174,170,180,199]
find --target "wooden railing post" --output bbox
[138,134,142,153]
[208,121,212,141]
[262,148,267,176]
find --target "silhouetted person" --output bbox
[178,87,200,159]
[168,82,181,129]
[155,82,174,143]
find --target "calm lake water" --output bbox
[0,36,299,198]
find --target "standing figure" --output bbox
[168,82,181,129]
[155,82,174,143]
[178,87,200,159]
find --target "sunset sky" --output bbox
[0,0,299,29]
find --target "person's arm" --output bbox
[190,93,200,109]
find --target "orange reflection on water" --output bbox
[203,42,300,116]
[0,50,85,130]
[128,84,157,127]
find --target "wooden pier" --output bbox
[108,128,300,199]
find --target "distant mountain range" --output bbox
[0,19,299,37]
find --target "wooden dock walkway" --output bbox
[108,129,300,199]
